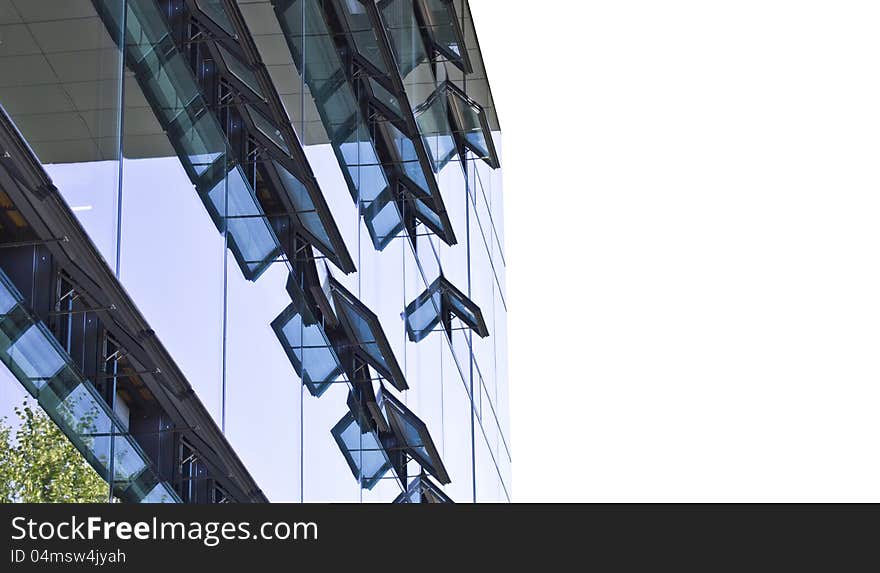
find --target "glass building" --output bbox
[0,0,507,503]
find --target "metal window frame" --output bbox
[377,385,450,484]
[393,472,454,503]
[327,276,408,391]
[404,274,489,342]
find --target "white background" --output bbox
[471,0,880,501]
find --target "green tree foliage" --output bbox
[0,401,108,503]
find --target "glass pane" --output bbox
[336,0,388,74]
[247,104,290,154]
[380,0,430,78]
[207,165,279,277]
[416,95,456,170]
[274,161,335,255]
[195,0,236,36]
[217,43,264,99]
[369,78,403,119]
[421,0,466,62]
[448,90,490,158]
[331,412,391,489]
[7,324,66,386]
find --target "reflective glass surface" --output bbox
[331,411,391,490]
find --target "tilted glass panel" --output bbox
[140,482,180,503]
[419,0,468,69]
[6,324,66,388]
[195,0,237,36]
[403,290,441,342]
[415,94,457,171]
[447,88,489,158]
[206,165,280,279]
[138,50,201,126]
[277,0,404,252]
[393,474,454,503]
[246,104,290,155]
[362,189,405,250]
[329,277,407,390]
[369,78,404,121]
[386,123,430,193]
[273,161,337,257]
[378,387,449,483]
[172,110,226,178]
[380,0,431,78]
[216,43,265,99]
[404,276,488,340]
[338,137,387,203]
[331,412,391,490]
[335,0,389,74]
[271,296,343,397]
[0,270,179,503]
[442,277,489,337]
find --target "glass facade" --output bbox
[0,0,506,503]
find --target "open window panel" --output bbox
[210,39,267,103]
[377,385,450,484]
[377,0,433,79]
[326,275,408,391]
[393,473,454,503]
[404,275,489,342]
[201,164,281,281]
[331,410,394,491]
[416,0,473,73]
[331,0,394,78]
[270,278,345,398]
[192,0,237,37]
[444,81,500,169]
[377,120,457,246]
[260,156,356,273]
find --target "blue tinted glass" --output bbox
[414,197,442,229]
[276,307,342,397]
[0,279,18,314]
[207,166,278,275]
[274,161,336,255]
[339,139,387,202]
[448,90,492,159]
[389,407,429,462]
[336,302,389,372]
[332,412,391,489]
[387,123,430,193]
[448,293,478,326]
[416,96,456,170]
[364,197,403,249]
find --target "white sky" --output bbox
[471,0,880,501]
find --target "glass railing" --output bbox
[0,268,179,503]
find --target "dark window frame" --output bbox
[327,276,408,391]
[377,385,450,484]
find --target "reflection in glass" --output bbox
[331,411,391,490]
